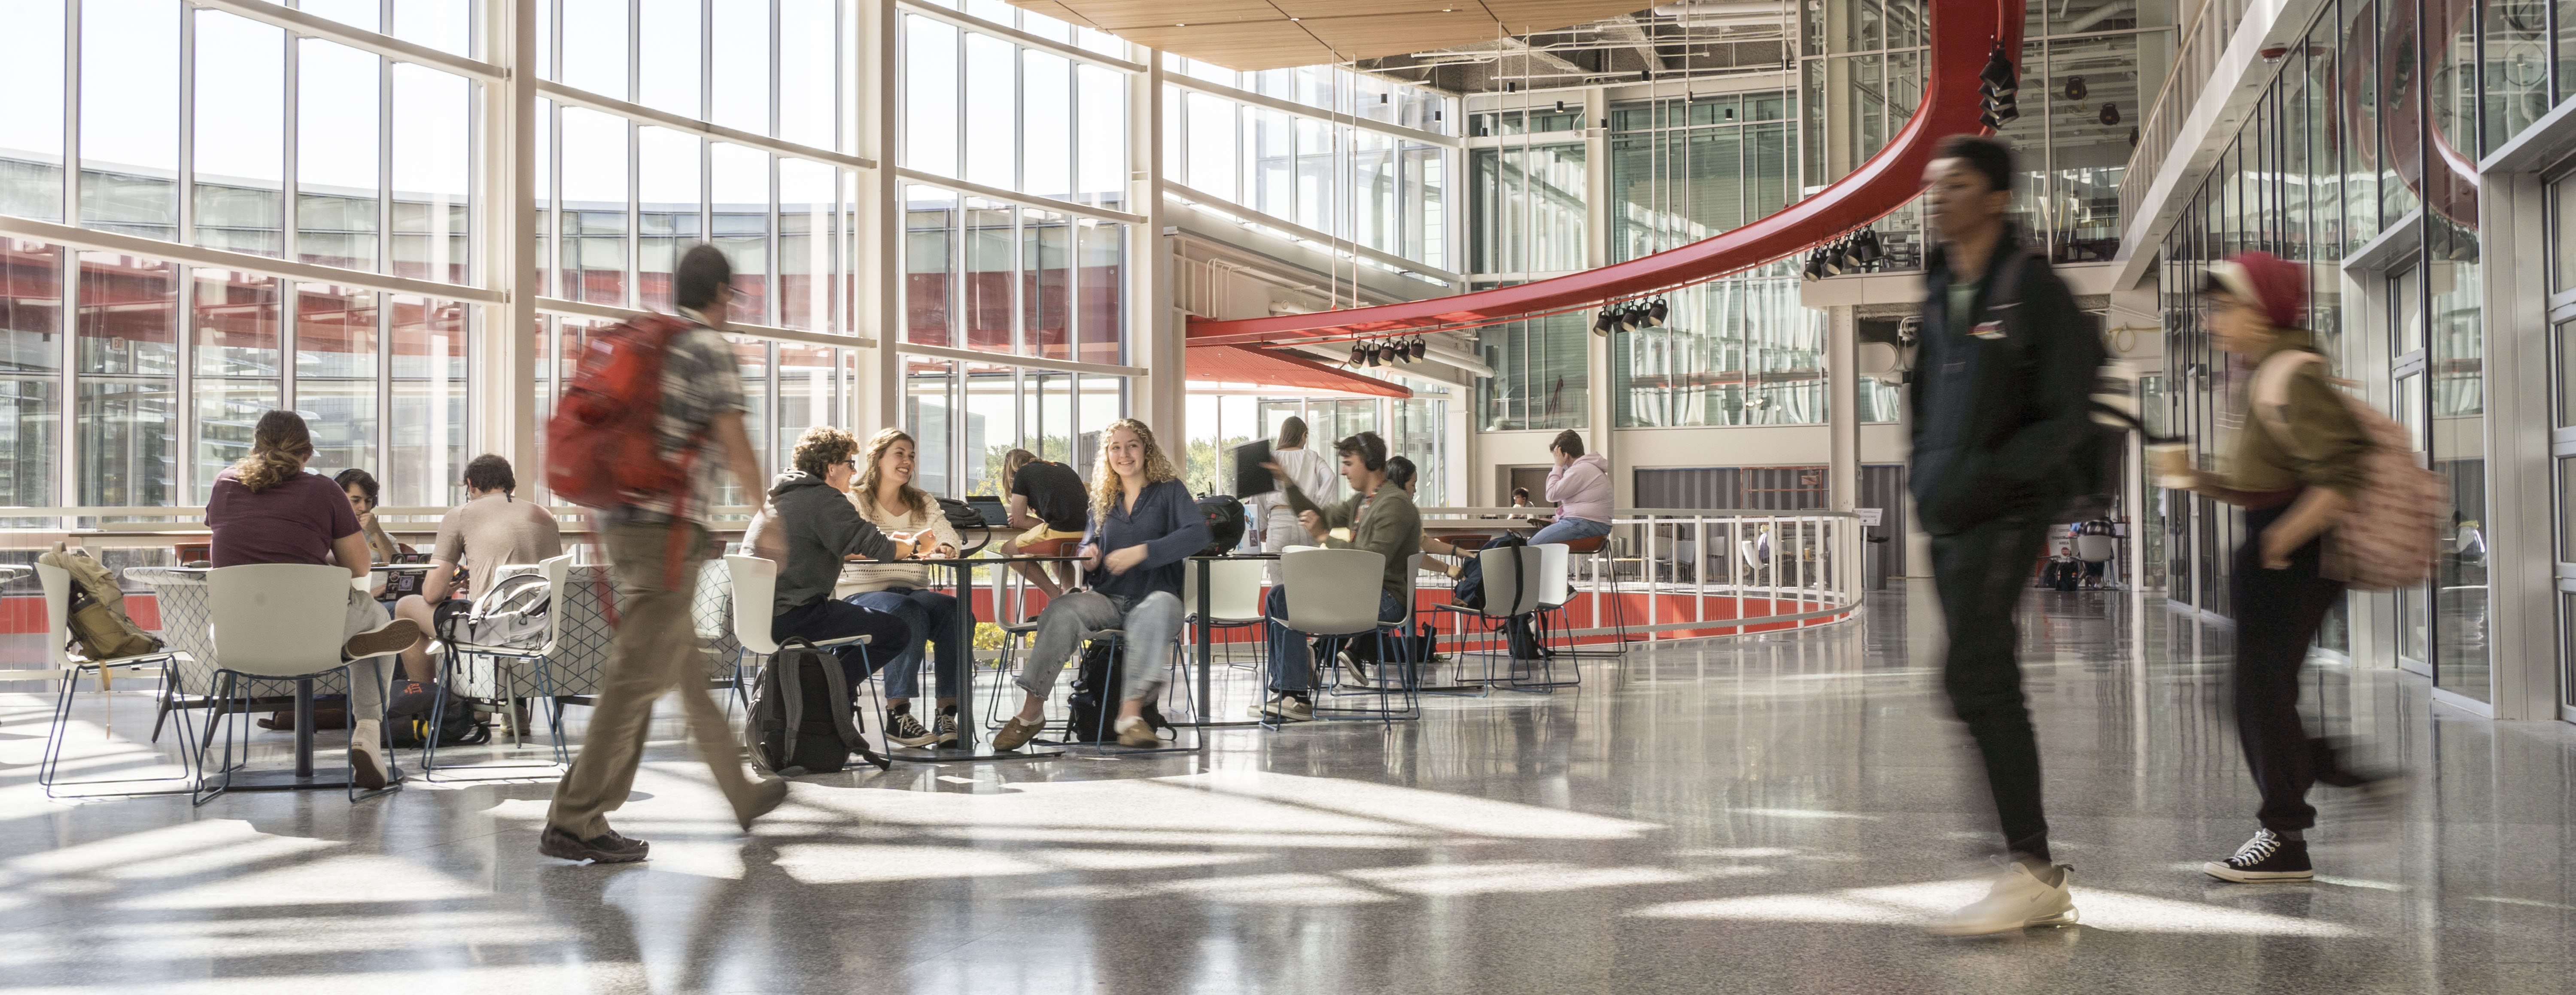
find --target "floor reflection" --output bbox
[3,581,2576,993]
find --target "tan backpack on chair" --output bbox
[2248,352,2447,590]
[38,544,166,673]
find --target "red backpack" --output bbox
[545,313,701,511]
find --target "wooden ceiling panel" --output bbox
[1266,0,1460,19]
[1477,0,1657,36]
[1110,22,1340,70]
[1298,11,1501,56]
[1056,0,1282,30]
[1008,1,1100,28]
[1014,0,1716,70]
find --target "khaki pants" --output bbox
[546,521,757,837]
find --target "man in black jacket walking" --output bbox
[1909,135,2103,936]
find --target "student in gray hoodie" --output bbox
[748,426,920,682]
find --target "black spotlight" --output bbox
[1349,342,1367,366]
[2100,102,2120,127]
[1378,342,1399,365]
[1619,304,1648,332]
[1592,305,1621,337]
[1410,338,1429,361]
[1645,298,1669,327]
[1978,43,2019,128]
[1801,246,1828,282]
[2062,76,2087,103]
[1833,236,1862,271]
[1819,241,1846,277]
[1853,228,1885,265]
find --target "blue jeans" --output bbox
[1014,590,1184,702]
[846,588,968,700]
[1263,585,1407,694]
[1530,515,1611,546]
[770,597,910,691]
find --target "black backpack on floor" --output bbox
[746,639,889,774]
[386,679,491,749]
[1063,638,1171,743]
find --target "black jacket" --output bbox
[1909,228,2103,536]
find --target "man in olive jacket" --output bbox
[1909,135,2104,936]
[1256,431,1420,721]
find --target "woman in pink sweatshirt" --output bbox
[1533,429,1612,545]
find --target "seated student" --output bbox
[755,426,917,693]
[991,420,1210,749]
[207,411,423,789]
[391,454,564,683]
[836,428,968,748]
[335,468,401,565]
[996,448,1090,598]
[1251,431,1420,722]
[1535,429,1612,545]
[1386,456,1418,496]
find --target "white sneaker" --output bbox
[350,720,390,790]
[1928,861,2078,937]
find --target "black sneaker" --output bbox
[885,709,940,747]
[933,708,960,746]
[539,825,650,864]
[2203,829,2313,882]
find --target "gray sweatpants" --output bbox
[338,588,394,718]
[1014,590,1184,703]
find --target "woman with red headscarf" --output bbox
[2157,251,2403,884]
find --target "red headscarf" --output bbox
[2207,251,2306,330]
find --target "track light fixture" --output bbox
[1852,228,1885,265]
[1978,43,2020,128]
[1592,305,1621,337]
[1409,338,1429,361]
[1645,298,1669,328]
[1801,246,1828,282]
[2100,102,2120,127]
[1350,342,1368,366]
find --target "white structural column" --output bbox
[1584,87,1621,506]
[474,0,539,475]
[2479,169,2558,720]
[1826,305,1857,512]
[860,0,901,438]
[1137,57,1184,437]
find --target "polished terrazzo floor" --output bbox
[5,581,2576,994]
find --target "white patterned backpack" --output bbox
[2249,351,2445,590]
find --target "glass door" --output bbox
[2390,265,2430,675]
[2549,172,2576,717]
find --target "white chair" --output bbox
[1320,553,1427,720]
[724,555,879,757]
[425,554,574,778]
[197,563,391,805]
[36,561,188,798]
[1432,543,1557,692]
[1276,548,1415,724]
[1183,557,1273,715]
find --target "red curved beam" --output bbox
[1187,0,2019,350]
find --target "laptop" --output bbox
[965,494,1013,527]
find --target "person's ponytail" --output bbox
[231,411,316,493]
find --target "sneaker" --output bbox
[539,825,650,864]
[885,709,940,747]
[344,618,423,660]
[1250,694,1314,722]
[933,709,960,746]
[993,714,1046,752]
[2203,829,2313,882]
[733,776,789,831]
[1928,861,2078,936]
[1115,715,1161,747]
[1339,650,1369,686]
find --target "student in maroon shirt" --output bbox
[205,411,424,789]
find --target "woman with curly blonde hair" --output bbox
[836,428,968,747]
[992,419,1211,749]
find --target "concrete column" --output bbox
[474,0,537,478]
[1826,304,1857,511]
[1583,88,1618,507]
[2479,170,2559,721]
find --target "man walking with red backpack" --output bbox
[542,245,788,863]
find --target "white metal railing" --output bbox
[2116,0,2254,230]
[1415,506,1865,640]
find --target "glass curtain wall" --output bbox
[895,3,1139,496]
[6,0,482,510]
[1801,1,2173,268]
[1163,58,1453,271]
[2156,0,2503,700]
